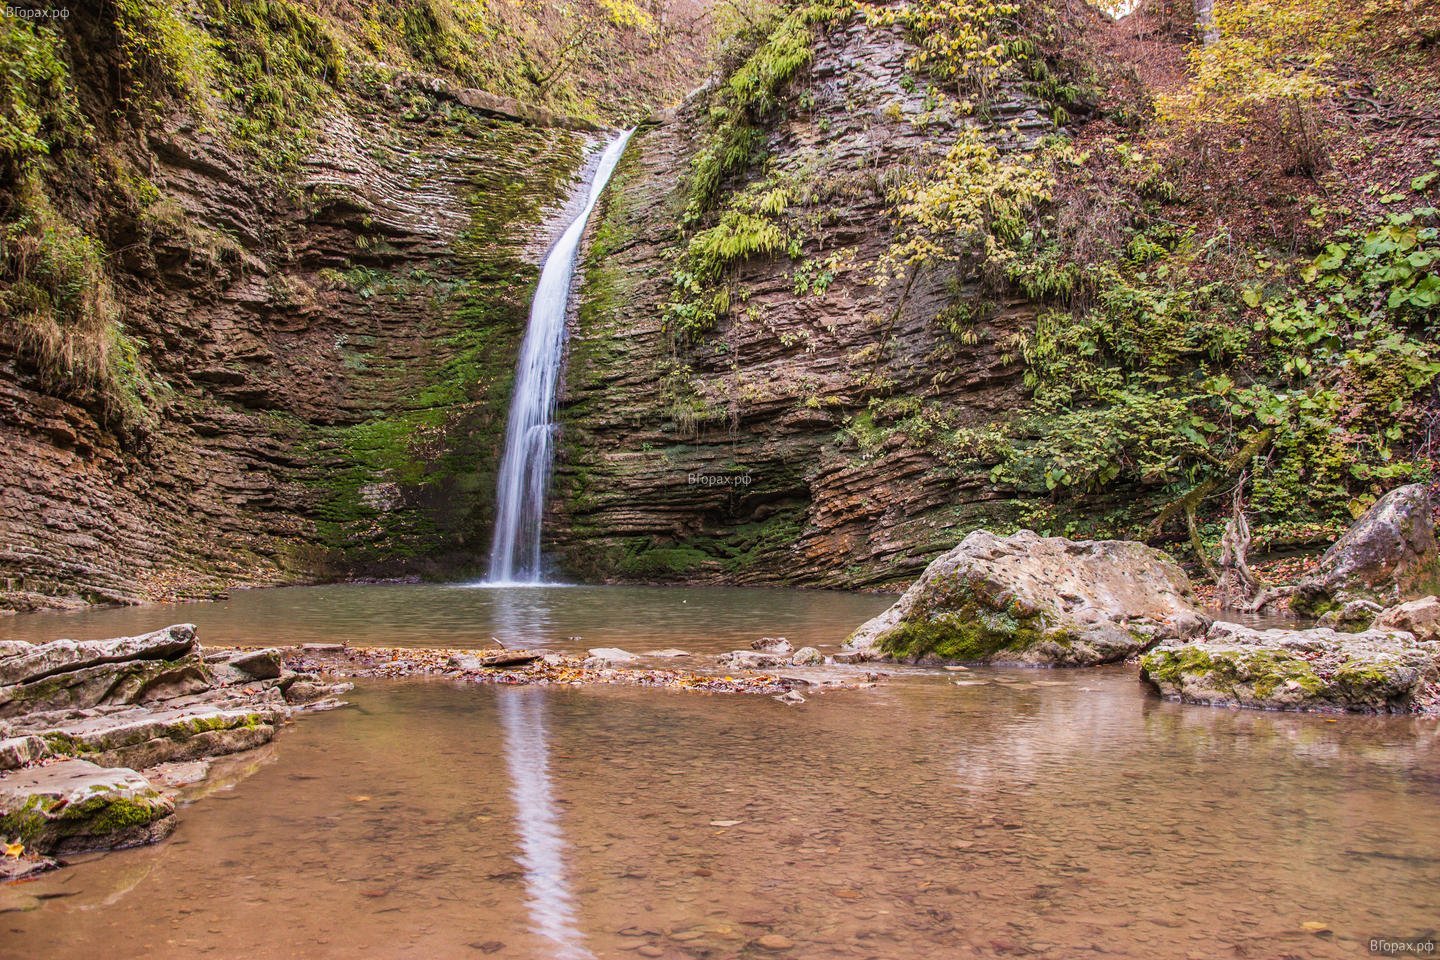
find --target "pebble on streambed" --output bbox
[281,645,883,698]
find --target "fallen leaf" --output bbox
[351,795,371,803]
[3,841,22,859]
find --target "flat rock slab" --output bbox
[847,530,1207,666]
[586,648,638,662]
[35,705,277,769]
[206,648,283,683]
[0,759,175,855]
[1141,621,1440,713]
[0,624,197,688]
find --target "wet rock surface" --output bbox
[1141,617,1440,713]
[845,530,1207,666]
[1292,484,1440,616]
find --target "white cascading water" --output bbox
[486,130,634,585]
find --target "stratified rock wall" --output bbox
[1,70,589,610]
[552,18,1054,587]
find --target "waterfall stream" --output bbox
[486,130,634,585]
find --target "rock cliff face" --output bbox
[550,17,1056,587]
[1,13,597,611]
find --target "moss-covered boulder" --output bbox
[0,760,175,855]
[1292,484,1440,617]
[1140,621,1440,713]
[845,530,1208,666]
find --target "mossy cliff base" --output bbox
[1142,619,1440,714]
[845,530,1208,666]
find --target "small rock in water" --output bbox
[751,637,793,655]
[718,650,788,669]
[789,647,823,666]
[642,649,690,658]
[773,690,806,705]
[587,648,638,662]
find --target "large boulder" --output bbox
[0,759,175,855]
[1141,621,1440,713]
[845,530,1207,666]
[1292,485,1440,616]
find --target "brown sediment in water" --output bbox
[275,644,881,697]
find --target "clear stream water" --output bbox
[487,131,635,585]
[2,584,1438,959]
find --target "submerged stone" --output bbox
[845,530,1206,666]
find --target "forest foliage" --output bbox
[668,0,1439,558]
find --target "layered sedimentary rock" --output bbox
[0,623,349,858]
[550,18,1058,588]
[1,62,591,610]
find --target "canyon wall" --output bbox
[550,17,1060,588]
[0,7,617,611]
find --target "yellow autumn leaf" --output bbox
[3,841,23,858]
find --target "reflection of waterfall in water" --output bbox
[498,690,592,960]
[486,130,635,586]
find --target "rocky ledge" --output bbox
[842,530,1208,666]
[0,624,349,876]
[1140,607,1440,714]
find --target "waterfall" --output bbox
[486,130,634,585]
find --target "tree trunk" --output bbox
[1194,0,1219,45]
[1215,485,1260,609]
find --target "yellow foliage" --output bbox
[1157,0,1342,131]
[597,0,656,32]
[862,0,1022,100]
[883,129,1054,278]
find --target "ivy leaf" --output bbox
[1412,171,1438,192]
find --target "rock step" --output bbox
[37,705,278,770]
